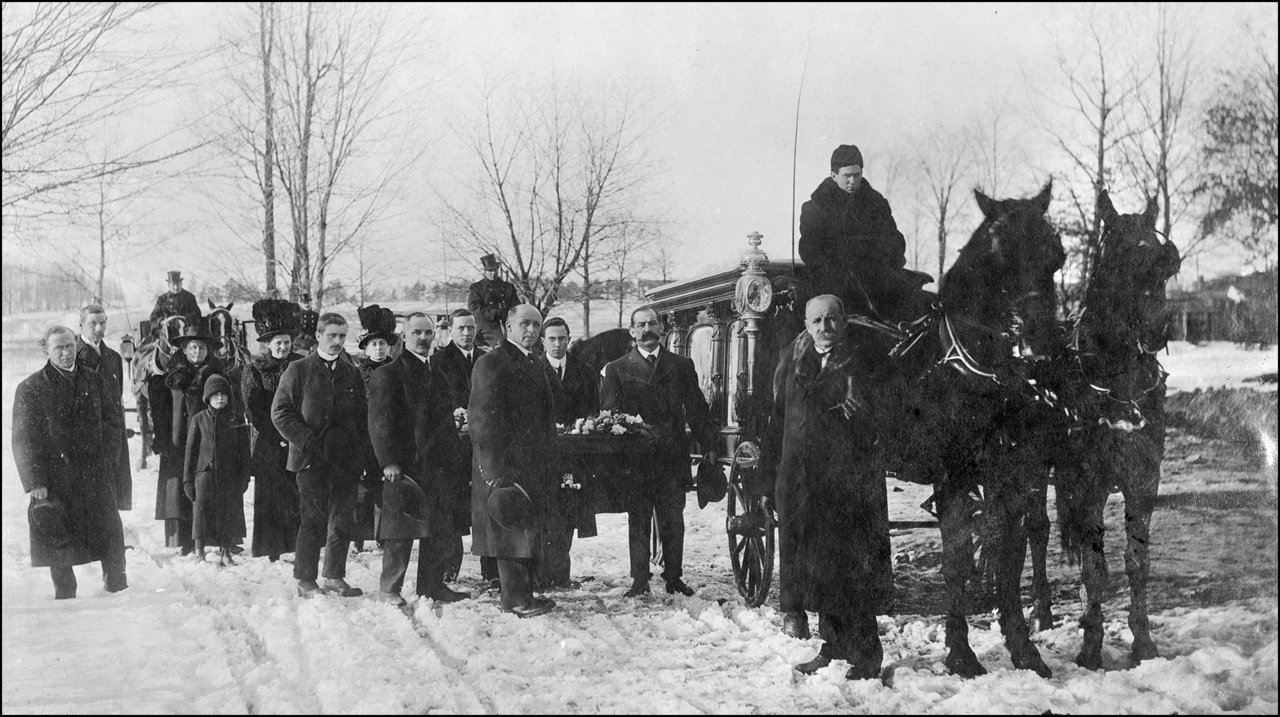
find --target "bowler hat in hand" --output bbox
[487,483,532,531]
[29,497,73,549]
[696,458,728,509]
[378,477,431,540]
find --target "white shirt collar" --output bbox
[315,348,341,362]
[546,355,566,369]
[507,339,532,358]
[638,346,660,361]
[81,336,102,352]
[408,350,430,364]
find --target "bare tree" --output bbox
[2,2,209,216]
[970,97,1031,198]
[439,80,658,319]
[915,127,972,281]
[1118,4,1204,256]
[1036,6,1142,296]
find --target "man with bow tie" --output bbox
[469,304,558,617]
[759,294,891,682]
[13,326,128,599]
[272,312,369,599]
[535,316,599,590]
[601,307,718,599]
[75,304,132,510]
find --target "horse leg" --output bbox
[1027,471,1056,630]
[1074,482,1109,670]
[1123,459,1161,665]
[937,484,987,678]
[991,478,1051,678]
[136,392,151,470]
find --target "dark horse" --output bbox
[207,301,253,377]
[569,327,634,374]
[870,182,1064,678]
[1040,190,1181,669]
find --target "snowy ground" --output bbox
[2,341,1276,714]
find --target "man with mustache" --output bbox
[469,304,558,617]
[272,313,369,599]
[367,312,469,606]
[759,294,891,681]
[601,307,718,598]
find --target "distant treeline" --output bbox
[2,263,125,315]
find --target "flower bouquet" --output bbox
[454,407,468,432]
[561,410,652,438]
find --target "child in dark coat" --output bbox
[184,374,250,566]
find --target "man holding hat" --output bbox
[467,254,520,348]
[13,326,129,599]
[367,312,469,606]
[149,270,203,333]
[798,144,915,319]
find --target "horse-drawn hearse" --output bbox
[576,183,1182,677]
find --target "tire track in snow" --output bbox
[399,603,498,714]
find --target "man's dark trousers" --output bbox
[294,468,359,582]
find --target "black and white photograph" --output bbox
[2,2,1277,713]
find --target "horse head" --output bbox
[1085,190,1182,355]
[206,302,251,369]
[942,181,1064,362]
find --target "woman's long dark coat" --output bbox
[353,353,393,541]
[12,363,125,567]
[760,333,892,615]
[184,405,249,546]
[157,353,225,528]
[240,351,303,557]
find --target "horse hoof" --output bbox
[945,651,988,679]
[1075,651,1102,671]
[1130,642,1159,665]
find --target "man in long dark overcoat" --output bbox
[760,294,891,681]
[367,312,469,606]
[469,304,557,617]
[467,254,519,347]
[799,144,916,319]
[535,316,600,589]
[272,312,369,599]
[601,307,718,598]
[13,326,128,599]
[75,304,132,510]
[431,308,493,584]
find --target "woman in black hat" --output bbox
[352,305,400,551]
[161,321,226,555]
[240,299,305,561]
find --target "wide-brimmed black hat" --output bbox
[696,458,728,509]
[252,298,301,342]
[172,322,215,348]
[29,497,73,548]
[487,483,532,531]
[356,305,400,349]
[480,253,500,271]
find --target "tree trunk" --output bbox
[260,1,278,295]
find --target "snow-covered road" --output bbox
[3,342,1276,714]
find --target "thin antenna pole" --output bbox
[791,33,811,271]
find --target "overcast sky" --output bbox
[15,2,1278,302]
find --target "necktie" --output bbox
[558,364,564,381]
[645,353,656,368]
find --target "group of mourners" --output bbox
[16,144,924,682]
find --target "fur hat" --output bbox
[830,144,864,171]
[252,298,301,342]
[203,373,231,403]
[357,305,399,349]
[480,253,500,271]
